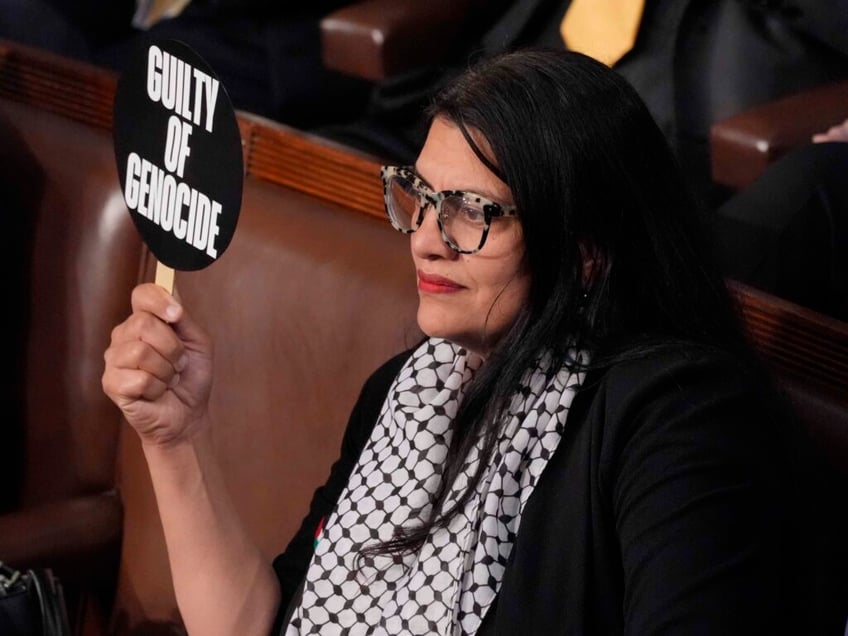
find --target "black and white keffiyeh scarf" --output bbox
[287,338,586,635]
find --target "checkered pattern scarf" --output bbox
[287,338,585,635]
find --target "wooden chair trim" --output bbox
[0,38,385,222]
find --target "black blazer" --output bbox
[272,343,847,634]
[479,0,848,139]
[361,0,848,194]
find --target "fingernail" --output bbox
[176,355,188,372]
[169,373,181,388]
[165,304,181,322]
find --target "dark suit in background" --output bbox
[0,0,372,130]
[333,0,848,206]
[0,0,137,64]
[713,141,848,321]
[97,1,373,130]
[322,0,848,321]
[480,0,848,205]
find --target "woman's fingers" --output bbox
[116,297,185,369]
[102,364,172,403]
[131,282,184,325]
[104,286,188,406]
[105,334,179,388]
[129,282,212,362]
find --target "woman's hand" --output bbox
[103,283,281,635]
[102,282,214,447]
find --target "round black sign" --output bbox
[113,38,243,271]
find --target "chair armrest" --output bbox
[320,0,477,81]
[0,492,122,586]
[710,80,848,190]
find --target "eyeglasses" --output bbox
[380,165,519,254]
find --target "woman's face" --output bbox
[411,116,530,358]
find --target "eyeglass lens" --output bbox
[386,174,486,253]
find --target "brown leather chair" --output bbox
[320,0,481,82]
[0,55,145,632]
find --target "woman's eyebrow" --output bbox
[411,164,509,204]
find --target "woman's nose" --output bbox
[411,203,454,259]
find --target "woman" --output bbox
[102,48,816,634]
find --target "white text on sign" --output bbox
[146,44,220,133]
[124,152,221,258]
[121,43,226,259]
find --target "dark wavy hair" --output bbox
[366,46,751,559]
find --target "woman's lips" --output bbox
[417,271,464,294]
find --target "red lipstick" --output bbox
[417,271,464,294]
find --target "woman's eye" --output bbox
[454,201,486,225]
[458,203,485,224]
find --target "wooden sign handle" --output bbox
[155,261,175,294]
